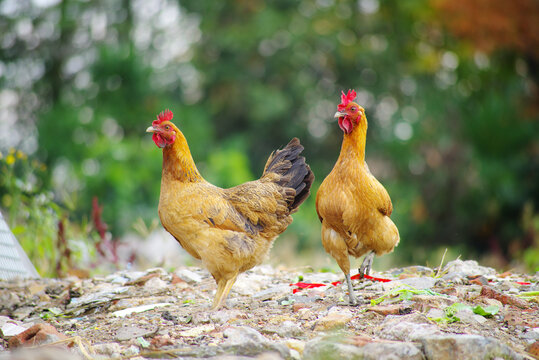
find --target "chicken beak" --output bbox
[334,111,346,119]
[146,126,157,133]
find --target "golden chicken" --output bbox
[316,90,399,305]
[147,110,314,309]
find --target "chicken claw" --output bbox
[358,251,375,278]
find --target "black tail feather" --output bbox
[263,138,314,213]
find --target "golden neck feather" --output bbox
[339,116,368,162]
[162,131,203,182]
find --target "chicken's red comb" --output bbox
[338,89,357,110]
[153,109,173,125]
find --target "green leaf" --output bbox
[370,286,446,306]
[472,305,499,317]
[280,299,295,306]
[137,337,150,348]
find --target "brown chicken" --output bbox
[316,90,400,305]
[146,110,314,309]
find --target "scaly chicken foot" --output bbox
[358,250,375,278]
[345,273,359,306]
[211,275,238,310]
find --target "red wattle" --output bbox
[152,133,166,148]
[339,117,352,134]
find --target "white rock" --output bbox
[112,303,172,318]
[1,322,27,337]
[175,268,203,283]
[143,277,168,292]
[232,273,272,295]
[442,259,496,277]
[178,324,215,337]
[382,277,437,291]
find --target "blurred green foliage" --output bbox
[0,0,537,275]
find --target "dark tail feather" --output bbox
[263,138,314,213]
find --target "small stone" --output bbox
[468,275,489,285]
[285,339,306,354]
[178,324,215,337]
[1,322,27,337]
[527,340,539,358]
[112,302,172,318]
[400,265,435,277]
[277,321,303,338]
[314,308,353,331]
[28,284,46,296]
[455,308,487,325]
[151,334,175,348]
[304,335,423,360]
[442,259,496,277]
[222,326,290,359]
[480,286,529,309]
[379,318,442,342]
[297,308,313,320]
[210,310,247,325]
[425,308,445,319]
[123,345,140,356]
[223,326,267,346]
[382,276,436,290]
[175,268,203,283]
[520,328,539,341]
[421,334,520,360]
[293,303,309,312]
[368,304,413,316]
[478,297,503,309]
[252,285,290,301]
[143,277,168,292]
[93,342,122,356]
[232,274,270,295]
[115,326,156,341]
[8,323,67,348]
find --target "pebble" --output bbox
[379,314,443,341]
[93,342,122,356]
[455,308,487,325]
[222,326,290,359]
[252,285,290,301]
[276,321,303,338]
[143,277,169,292]
[421,334,521,360]
[8,323,67,348]
[115,326,156,341]
[314,307,353,331]
[442,259,496,277]
[178,324,215,337]
[304,334,424,360]
[174,268,203,283]
[382,276,436,290]
[209,309,247,325]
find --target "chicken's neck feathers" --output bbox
[339,119,367,163]
[162,134,203,183]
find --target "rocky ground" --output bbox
[0,259,538,360]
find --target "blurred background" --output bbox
[0,0,537,277]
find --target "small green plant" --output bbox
[370,286,445,306]
[0,149,132,277]
[430,302,499,324]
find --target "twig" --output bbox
[435,248,448,278]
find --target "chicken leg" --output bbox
[211,274,238,310]
[358,250,375,278]
[344,273,358,305]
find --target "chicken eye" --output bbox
[165,125,170,130]
[351,107,357,112]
